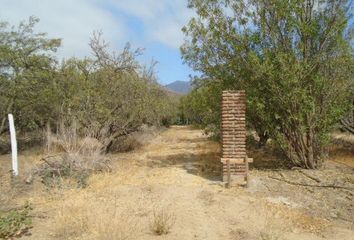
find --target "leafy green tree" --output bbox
[0,18,178,153]
[179,79,222,135]
[0,16,61,134]
[181,0,354,168]
[55,32,178,152]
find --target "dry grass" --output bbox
[2,126,353,240]
[197,190,215,205]
[53,203,89,239]
[113,136,143,152]
[53,195,139,240]
[95,213,137,240]
[253,201,330,236]
[229,228,252,240]
[256,204,288,240]
[33,123,111,188]
[110,125,163,153]
[331,132,354,144]
[45,122,104,156]
[328,132,354,167]
[0,149,42,211]
[149,207,175,235]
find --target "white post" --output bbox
[8,114,18,176]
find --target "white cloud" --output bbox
[107,0,194,49]
[0,0,194,58]
[0,0,125,58]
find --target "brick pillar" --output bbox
[221,90,249,185]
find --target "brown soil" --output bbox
[0,126,353,240]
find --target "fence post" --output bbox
[8,114,18,176]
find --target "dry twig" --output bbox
[269,174,354,191]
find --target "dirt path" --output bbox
[3,126,354,240]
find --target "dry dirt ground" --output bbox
[0,126,354,240]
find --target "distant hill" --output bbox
[164,81,192,95]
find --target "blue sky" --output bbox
[0,0,195,85]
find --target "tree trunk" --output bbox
[0,117,7,135]
[306,129,315,169]
[0,100,14,135]
[340,100,354,134]
[283,127,319,169]
[101,127,138,153]
[258,131,269,148]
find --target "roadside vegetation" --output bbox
[0,16,179,188]
[0,16,179,155]
[180,0,353,169]
[0,1,354,240]
[0,202,32,239]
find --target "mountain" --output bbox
[164,81,192,95]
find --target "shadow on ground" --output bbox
[145,149,293,182]
[146,152,223,181]
[248,147,293,170]
[177,137,209,144]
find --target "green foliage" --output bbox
[0,18,178,152]
[181,0,354,168]
[179,80,222,136]
[55,33,177,151]
[0,202,33,239]
[0,16,61,134]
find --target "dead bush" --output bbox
[34,122,111,188]
[149,208,175,235]
[331,132,354,149]
[110,125,162,153]
[112,135,142,152]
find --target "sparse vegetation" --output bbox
[33,122,111,188]
[0,17,179,154]
[52,194,138,240]
[0,1,353,240]
[0,202,32,239]
[259,220,284,240]
[149,208,176,235]
[0,125,353,240]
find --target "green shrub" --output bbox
[0,202,33,239]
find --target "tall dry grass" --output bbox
[149,207,175,235]
[53,197,139,240]
[33,122,111,188]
